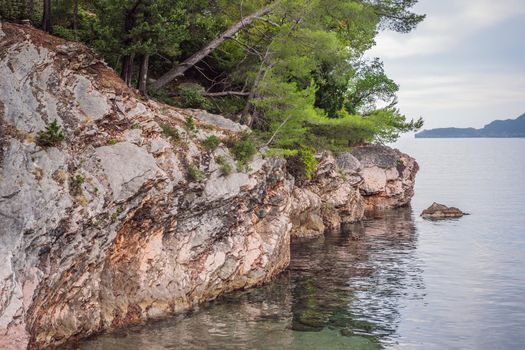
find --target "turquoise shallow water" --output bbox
[79,138,525,350]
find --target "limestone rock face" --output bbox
[352,145,419,211]
[0,23,293,349]
[421,202,465,219]
[289,147,418,238]
[290,188,325,238]
[298,153,364,232]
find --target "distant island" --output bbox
[415,113,525,138]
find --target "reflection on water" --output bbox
[80,208,423,350]
[80,139,525,349]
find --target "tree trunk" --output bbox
[126,53,135,86]
[27,0,36,21]
[240,48,270,124]
[150,5,275,90]
[121,54,135,86]
[73,0,78,33]
[121,55,130,84]
[120,1,142,86]
[137,54,150,96]
[42,0,52,33]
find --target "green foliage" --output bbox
[5,0,425,154]
[187,163,205,182]
[37,120,65,147]
[0,0,41,23]
[149,89,177,106]
[306,109,424,148]
[247,0,423,151]
[130,122,141,129]
[111,207,123,221]
[52,25,79,41]
[184,116,196,132]
[202,135,221,152]
[70,174,85,195]
[272,147,317,181]
[346,59,399,114]
[89,0,188,69]
[296,148,318,181]
[177,85,211,110]
[160,124,180,140]
[251,72,318,148]
[227,134,257,169]
[208,96,246,117]
[374,0,426,33]
[264,148,300,158]
[108,138,118,145]
[215,155,232,176]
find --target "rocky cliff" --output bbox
[0,23,418,349]
[290,146,418,238]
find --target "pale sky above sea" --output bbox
[367,0,525,130]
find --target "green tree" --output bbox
[345,58,399,115]
[91,0,187,93]
[1,0,426,155]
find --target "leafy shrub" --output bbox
[111,207,123,221]
[37,120,65,147]
[208,96,246,117]
[70,174,85,195]
[108,138,118,145]
[215,156,232,176]
[306,109,424,149]
[160,124,180,140]
[178,86,212,110]
[184,116,196,132]
[52,25,78,41]
[264,148,300,157]
[187,164,206,182]
[202,135,221,152]
[228,134,257,170]
[297,149,318,180]
[130,122,141,129]
[283,147,318,182]
[149,89,177,106]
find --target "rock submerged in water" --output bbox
[421,202,466,219]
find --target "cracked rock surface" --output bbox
[0,23,418,349]
[0,23,292,349]
[290,148,418,238]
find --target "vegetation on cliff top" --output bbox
[2,0,424,159]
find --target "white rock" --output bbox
[95,142,163,202]
[73,76,110,120]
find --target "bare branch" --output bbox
[255,16,280,27]
[151,4,278,90]
[202,91,250,97]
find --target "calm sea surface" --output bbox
[80,138,525,350]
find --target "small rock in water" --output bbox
[421,202,466,219]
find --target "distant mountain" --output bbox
[415,113,525,138]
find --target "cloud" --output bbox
[368,0,525,59]
[392,70,525,129]
[364,0,525,130]
[397,72,525,110]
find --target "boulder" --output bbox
[352,145,419,211]
[289,148,419,238]
[421,202,466,219]
[290,188,325,238]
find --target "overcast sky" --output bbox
[368,0,525,129]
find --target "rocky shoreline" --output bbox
[0,23,418,349]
